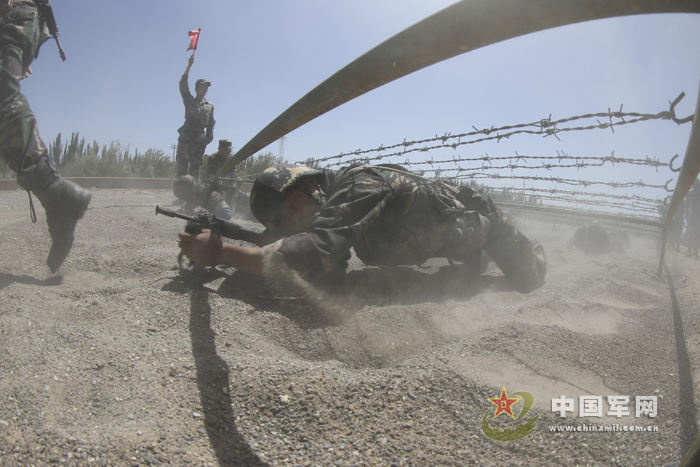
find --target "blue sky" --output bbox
[22,1,700,205]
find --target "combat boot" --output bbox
[18,156,91,272]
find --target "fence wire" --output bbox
[443,172,673,192]
[490,192,659,215]
[377,151,676,172]
[308,93,692,168]
[487,186,663,207]
[302,94,693,220]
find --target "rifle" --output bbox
[156,205,264,243]
[155,205,265,274]
[35,0,66,61]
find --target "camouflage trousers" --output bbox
[175,136,207,179]
[0,0,49,187]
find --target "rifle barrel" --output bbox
[155,205,194,222]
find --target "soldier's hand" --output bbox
[178,229,222,266]
[188,54,195,67]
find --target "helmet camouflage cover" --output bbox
[250,164,321,227]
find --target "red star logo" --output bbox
[488,387,521,418]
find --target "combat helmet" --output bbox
[250,164,321,227]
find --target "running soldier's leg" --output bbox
[0,0,44,171]
[458,186,546,292]
[0,1,91,272]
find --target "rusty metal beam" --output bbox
[658,81,700,274]
[666,82,700,223]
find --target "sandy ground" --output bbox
[1,188,700,466]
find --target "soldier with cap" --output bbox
[175,54,215,178]
[203,138,233,181]
[0,0,91,272]
[178,163,546,292]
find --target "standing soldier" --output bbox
[0,0,91,272]
[176,54,214,178]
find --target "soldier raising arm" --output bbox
[175,54,215,178]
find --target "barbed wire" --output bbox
[362,151,675,172]
[308,93,692,168]
[493,195,661,216]
[401,157,670,174]
[446,172,674,192]
[492,193,660,215]
[486,186,664,206]
[488,184,662,214]
[301,95,693,220]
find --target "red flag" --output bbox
[186,28,201,51]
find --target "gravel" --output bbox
[1,189,699,465]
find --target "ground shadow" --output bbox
[0,272,63,291]
[160,267,229,295]
[214,264,513,329]
[665,271,697,456]
[215,270,336,329]
[189,286,266,466]
[159,268,326,329]
[334,264,512,306]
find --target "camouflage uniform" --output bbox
[0,0,50,175]
[259,164,546,292]
[203,149,232,182]
[176,74,215,178]
[0,0,91,272]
